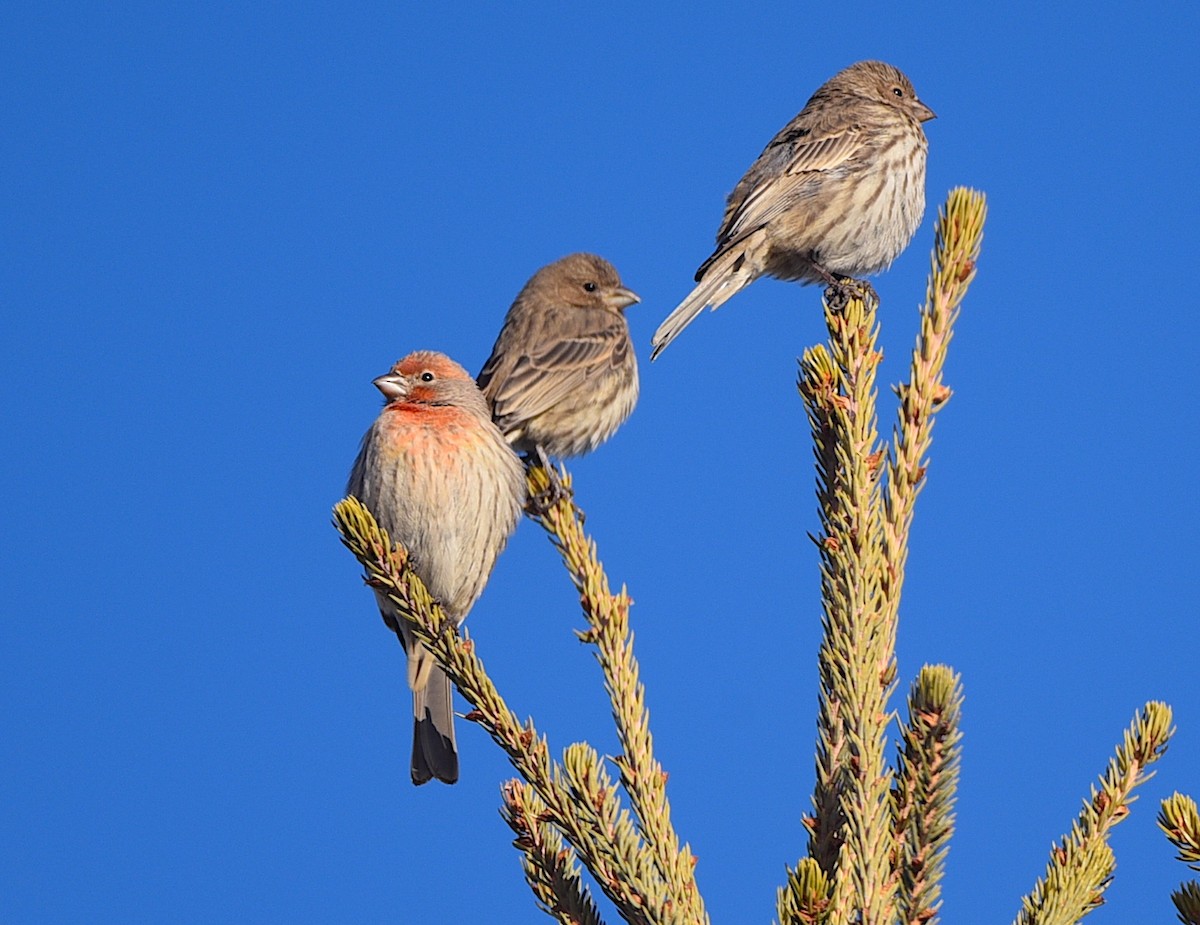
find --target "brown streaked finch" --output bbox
[477,253,640,463]
[346,350,524,785]
[651,60,935,360]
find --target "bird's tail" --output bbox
[411,663,458,785]
[650,249,754,360]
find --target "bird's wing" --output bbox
[486,318,628,424]
[716,120,868,247]
[779,121,866,175]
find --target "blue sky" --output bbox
[5,2,1199,922]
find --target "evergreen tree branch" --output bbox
[501,778,607,925]
[1158,792,1200,925]
[797,343,850,884]
[1013,702,1174,925]
[1170,884,1200,925]
[883,188,986,651]
[1160,793,1200,870]
[891,665,963,925]
[799,291,895,925]
[333,497,670,925]
[525,464,708,925]
[776,856,835,925]
[795,188,984,925]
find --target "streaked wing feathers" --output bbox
[717,122,866,247]
[487,322,627,425]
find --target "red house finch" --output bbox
[477,253,640,460]
[651,60,935,359]
[347,351,524,785]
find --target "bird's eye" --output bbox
[892,86,904,98]
[583,281,598,292]
[420,372,435,382]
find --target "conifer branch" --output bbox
[776,856,835,925]
[525,465,708,925]
[501,779,607,925]
[795,188,984,925]
[797,343,850,883]
[1013,702,1174,925]
[1158,793,1200,925]
[1171,884,1200,925]
[1160,793,1200,871]
[799,291,895,925]
[883,188,986,647]
[333,497,673,925]
[891,665,963,925]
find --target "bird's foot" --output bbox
[823,276,878,312]
[524,447,573,518]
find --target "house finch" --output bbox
[651,60,935,359]
[347,350,524,785]
[477,253,640,460]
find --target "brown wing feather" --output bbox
[483,315,627,427]
[716,121,866,248]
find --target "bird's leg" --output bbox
[524,445,572,517]
[811,254,840,288]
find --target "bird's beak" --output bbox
[373,372,407,401]
[914,100,936,122]
[606,287,641,311]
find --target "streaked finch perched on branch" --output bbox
[651,60,935,359]
[478,253,640,463]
